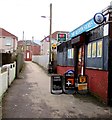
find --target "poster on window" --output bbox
[92,42,96,58]
[97,41,102,57]
[104,24,108,36]
[87,43,91,58]
[71,48,74,58]
[68,48,74,59]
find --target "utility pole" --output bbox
[48,3,53,73]
[49,3,52,65]
[41,3,53,73]
[23,31,24,41]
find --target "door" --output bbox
[26,52,30,59]
[25,50,32,61]
[77,45,85,76]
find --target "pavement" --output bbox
[1,61,112,119]
[0,100,2,120]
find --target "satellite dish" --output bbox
[94,13,105,24]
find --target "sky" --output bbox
[0,0,111,44]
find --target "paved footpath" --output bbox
[0,100,2,120]
[2,61,112,119]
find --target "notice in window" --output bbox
[68,48,74,59]
[87,43,91,58]
[97,41,102,57]
[92,42,96,58]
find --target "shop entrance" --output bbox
[76,45,85,76]
[75,44,88,92]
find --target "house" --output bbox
[40,31,69,73]
[0,28,18,53]
[57,3,112,105]
[40,31,69,55]
[18,40,40,61]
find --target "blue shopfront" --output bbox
[57,5,112,105]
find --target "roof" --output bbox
[41,31,69,42]
[18,40,40,46]
[0,28,18,40]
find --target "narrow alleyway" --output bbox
[0,101,1,120]
[2,61,112,118]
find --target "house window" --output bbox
[21,46,23,51]
[4,37,13,46]
[92,42,96,58]
[26,46,29,50]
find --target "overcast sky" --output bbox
[0,0,111,43]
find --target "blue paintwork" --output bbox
[70,18,98,39]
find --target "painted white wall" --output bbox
[8,62,16,86]
[0,67,2,100]
[40,40,49,55]
[0,62,16,100]
[0,67,8,99]
[32,55,49,70]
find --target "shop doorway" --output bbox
[76,45,85,76]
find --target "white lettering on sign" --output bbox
[70,18,98,39]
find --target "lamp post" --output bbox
[41,3,52,73]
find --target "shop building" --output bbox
[57,4,112,105]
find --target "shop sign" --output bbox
[78,84,87,91]
[93,13,105,24]
[70,18,98,39]
[51,74,63,94]
[52,44,57,49]
[64,70,75,91]
[78,75,87,91]
[57,33,67,42]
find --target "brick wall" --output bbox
[32,45,40,55]
[85,68,108,103]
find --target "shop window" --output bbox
[86,39,103,69]
[67,48,74,59]
[67,48,74,66]
[87,43,91,58]
[90,26,103,40]
[103,24,109,36]
[97,40,102,57]
[92,42,96,58]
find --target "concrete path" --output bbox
[0,101,2,120]
[2,61,112,118]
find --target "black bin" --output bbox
[48,63,53,74]
[51,74,63,94]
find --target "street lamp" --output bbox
[41,3,52,73]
